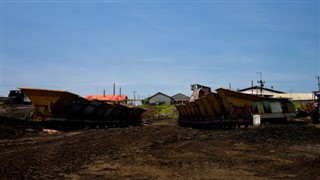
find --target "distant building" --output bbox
[273,93,314,105]
[148,92,173,105]
[171,93,190,104]
[238,86,284,97]
[238,86,314,105]
[85,95,128,104]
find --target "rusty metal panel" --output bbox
[19,87,146,126]
[176,86,297,128]
[216,88,261,112]
[195,98,208,118]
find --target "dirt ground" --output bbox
[0,105,320,179]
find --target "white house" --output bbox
[148,92,173,105]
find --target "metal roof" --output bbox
[85,95,128,101]
[238,86,285,94]
[273,93,314,100]
[148,92,173,100]
[171,93,190,101]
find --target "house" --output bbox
[171,93,190,104]
[148,92,173,105]
[238,86,284,97]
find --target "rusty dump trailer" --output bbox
[19,87,146,128]
[176,87,296,128]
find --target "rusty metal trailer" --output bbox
[176,86,296,128]
[176,88,259,128]
[19,87,146,129]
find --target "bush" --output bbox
[142,105,178,120]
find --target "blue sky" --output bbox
[1,0,319,99]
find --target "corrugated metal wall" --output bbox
[149,94,171,105]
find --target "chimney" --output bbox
[119,87,122,96]
[113,83,115,95]
[103,89,105,97]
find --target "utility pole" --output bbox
[251,80,254,95]
[313,77,320,124]
[256,72,265,96]
[316,76,320,91]
[133,91,136,106]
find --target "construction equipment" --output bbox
[296,102,314,117]
[19,87,146,128]
[251,98,296,121]
[311,91,320,124]
[176,85,296,128]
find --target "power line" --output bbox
[256,72,265,96]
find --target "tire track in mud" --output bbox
[0,120,320,179]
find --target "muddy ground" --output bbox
[0,105,320,179]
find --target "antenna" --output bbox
[256,72,265,96]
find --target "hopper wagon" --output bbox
[19,87,146,129]
[176,85,296,128]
